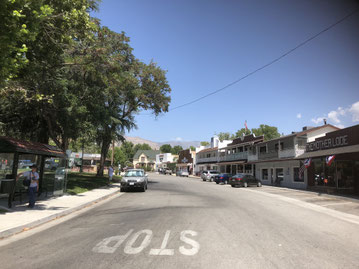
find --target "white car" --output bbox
[202,170,219,182]
[176,170,189,177]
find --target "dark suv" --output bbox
[229,173,262,188]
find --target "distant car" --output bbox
[229,173,262,188]
[164,168,172,175]
[202,170,220,182]
[45,159,59,170]
[214,173,232,184]
[18,160,33,169]
[121,169,148,192]
[176,170,189,177]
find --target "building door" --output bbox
[275,168,284,185]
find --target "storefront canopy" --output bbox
[296,144,359,159]
[0,136,65,157]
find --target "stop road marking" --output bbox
[92,229,200,256]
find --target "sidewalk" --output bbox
[187,175,359,218]
[0,183,122,239]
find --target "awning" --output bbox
[218,160,245,165]
[296,145,359,159]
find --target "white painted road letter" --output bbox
[179,230,200,256]
[149,230,174,255]
[124,229,153,254]
[92,229,133,254]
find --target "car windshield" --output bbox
[209,171,218,174]
[234,173,245,178]
[125,170,144,177]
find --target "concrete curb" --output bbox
[0,188,122,239]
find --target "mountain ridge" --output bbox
[123,136,201,150]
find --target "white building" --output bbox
[195,136,232,175]
[155,153,178,170]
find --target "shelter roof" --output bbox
[0,136,66,157]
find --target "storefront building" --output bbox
[218,134,264,175]
[177,149,196,175]
[298,124,359,195]
[196,147,219,173]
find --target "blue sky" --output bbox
[94,0,359,142]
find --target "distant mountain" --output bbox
[123,136,160,150]
[122,136,201,150]
[158,140,201,149]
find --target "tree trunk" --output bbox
[97,136,111,177]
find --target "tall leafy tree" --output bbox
[200,141,210,146]
[73,26,171,176]
[133,143,153,153]
[171,145,183,155]
[233,128,251,138]
[160,144,172,153]
[215,132,232,142]
[251,124,280,141]
[0,0,98,147]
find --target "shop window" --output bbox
[293,167,303,182]
[262,169,268,180]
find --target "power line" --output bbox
[141,8,358,115]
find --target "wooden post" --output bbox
[8,152,19,208]
[80,141,84,173]
[38,156,45,196]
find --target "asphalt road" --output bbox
[1,173,359,269]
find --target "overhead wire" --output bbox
[142,8,359,115]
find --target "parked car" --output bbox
[214,173,232,184]
[176,170,189,177]
[120,169,148,192]
[229,173,262,188]
[45,159,59,171]
[200,170,208,181]
[164,168,172,175]
[202,170,220,182]
[18,160,33,169]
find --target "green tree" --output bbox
[107,147,127,167]
[133,143,153,153]
[216,132,232,142]
[189,146,196,151]
[75,26,171,176]
[120,141,135,162]
[200,141,210,146]
[171,145,183,155]
[233,128,251,138]
[251,124,280,141]
[160,144,172,153]
[0,0,98,147]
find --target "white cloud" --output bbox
[327,107,346,124]
[349,101,359,122]
[311,117,325,124]
[311,102,359,126]
[175,137,183,141]
[296,113,302,119]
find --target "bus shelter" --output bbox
[0,137,67,207]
